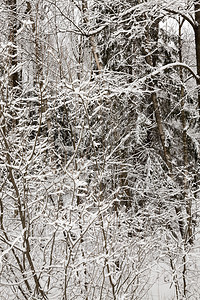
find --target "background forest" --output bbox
[0,0,200,299]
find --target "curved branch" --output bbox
[163,8,195,30]
[141,62,199,82]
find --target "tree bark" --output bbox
[81,0,103,73]
[7,0,20,90]
[194,1,200,110]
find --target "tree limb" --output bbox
[163,8,195,30]
[141,62,199,82]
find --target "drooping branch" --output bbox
[140,62,199,82]
[163,8,195,30]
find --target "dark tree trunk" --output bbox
[7,0,20,90]
[194,1,200,110]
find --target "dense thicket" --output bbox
[0,0,200,299]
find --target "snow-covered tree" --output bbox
[0,0,200,299]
